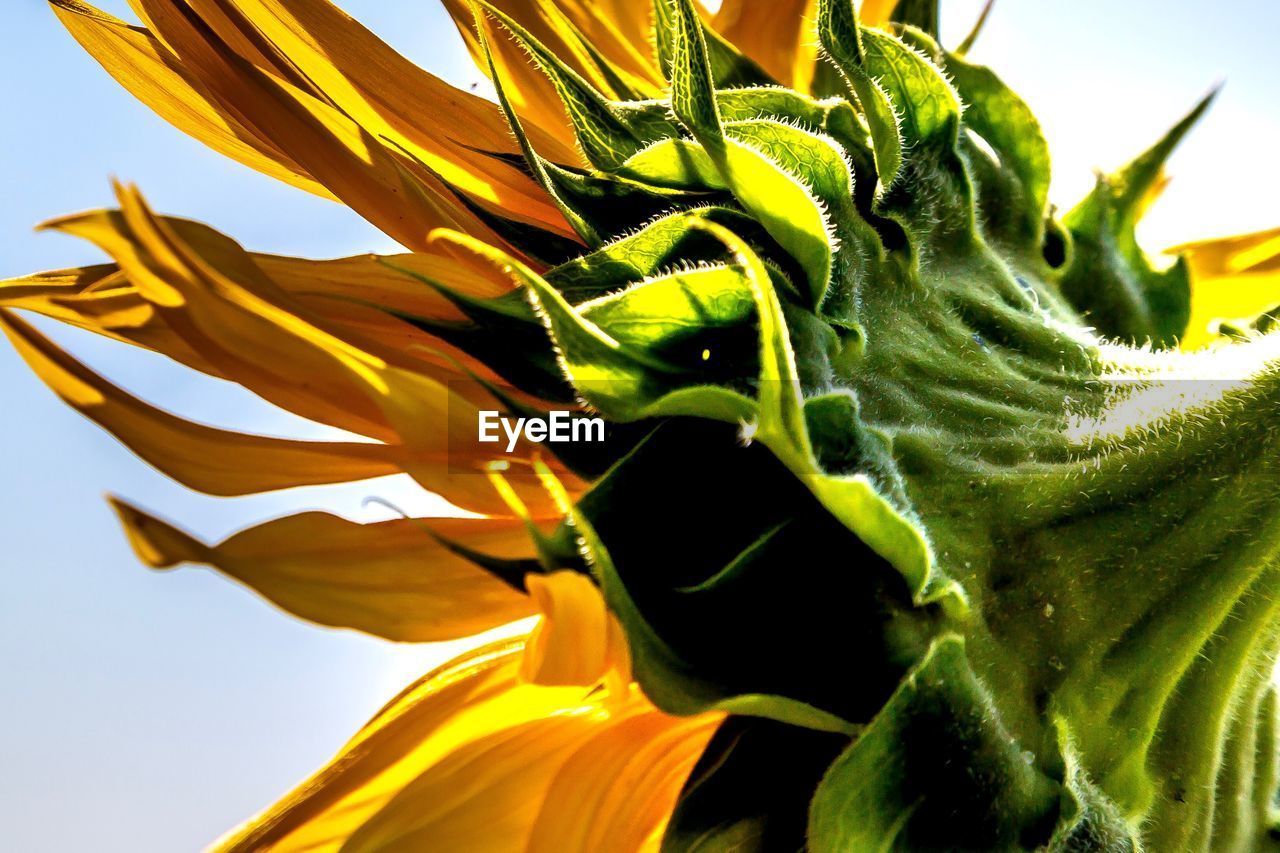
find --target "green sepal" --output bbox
[661,718,851,853]
[474,1,666,170]
[449,188,585,266]
[955,0,995,55]
[817,0,904,196]
[545,207,775,300]
[573,418,941,726]
[1060,91,1217,346]
[430,533,545,593]
[808,636,1060,852]
[375,258,573,402]
[475,19,600,245]
[651,0,774,89]
[1047,719,1143,852]
[943,48,1052,253]
[548,450,862,732]
[540,162,730,240]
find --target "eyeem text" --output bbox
[478,410,605,453]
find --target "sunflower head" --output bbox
[6,0,1280,850]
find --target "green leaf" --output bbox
[809,636,1060,852]
[1061,91,1217,346]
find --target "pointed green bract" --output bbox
[809,636,1059,852]
[1061,92,1217,346]
[475,1,663,170]
[651,0,773,89]
[475,19,600,245]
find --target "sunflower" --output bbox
[6,0,1280,850]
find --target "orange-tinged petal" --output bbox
[213,639,591,852]
[0,309,400,495]
[51,0,332,199]
[128,0,497,248]
[582,0,655,52]
[526,711,723,853]
[111,500,538,641]
[1168,226,1280,348]
[3,226,519,386]
[712,0,818,90]
[45,187,575,514]
[170,0,578,235]
[0,265,230,377]
[520,570,631,688]
[45,202,401,441]
[202,548,715,852]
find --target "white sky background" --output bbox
[1,1,1278,850]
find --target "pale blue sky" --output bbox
[2,2,1278,850]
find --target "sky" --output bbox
[2,1,1279,850]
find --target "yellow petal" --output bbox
[110,499,538,641]
[712,0,818,90]
[2,229,519,389]
[526,710,723,853]
[520,570,631,688]
[168,0,578,235]
[51,0,332,199]
[127,0,498,248]
[214,639,592,852]
[1168,226,1280,348]
[0,309,400,495]
[338,685,721,852]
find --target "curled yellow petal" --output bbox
[521,570,631,689]
[857,0,897,28]
[2,222,520,389]
[339,686,716,853]
[110,499,538,641]
[0,309,400,495]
